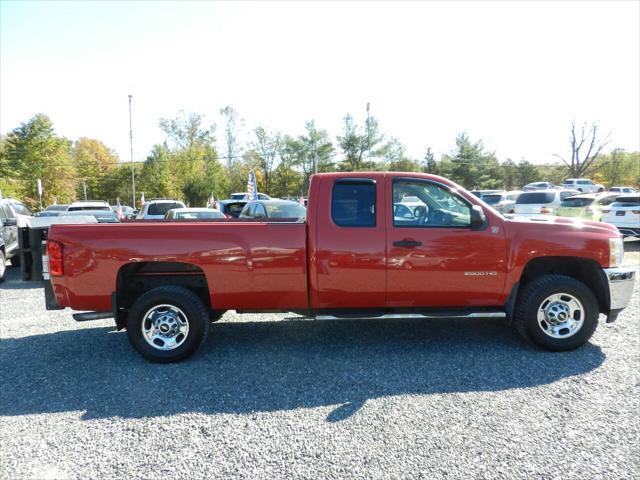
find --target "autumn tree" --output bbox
[3,114,76,207]
[72,137,118,200]
[158,112,227,205]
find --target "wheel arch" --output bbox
[512,256,610,316]
[115,261,212,329]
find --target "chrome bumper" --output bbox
[603,268,636,320]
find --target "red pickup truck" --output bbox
[44,172,635,362]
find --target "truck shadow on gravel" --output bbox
[0,317,605,422]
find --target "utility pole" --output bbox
[83,181,87,200]
[128,94,136,208]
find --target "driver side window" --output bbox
[392,180,471,228]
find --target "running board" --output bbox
[314,312,506,321]
[72,311,113,322]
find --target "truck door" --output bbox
[312,175,387,309]
[385,176,507,308]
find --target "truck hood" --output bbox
[506,214,620,237]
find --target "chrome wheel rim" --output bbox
[537,293,584,339]
[141,304,189,351]
[0,254,5,278]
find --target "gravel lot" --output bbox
[1,244,639,480]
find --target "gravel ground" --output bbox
[1,245,639,480]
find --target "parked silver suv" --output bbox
[136,200,186,220]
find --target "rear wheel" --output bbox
[126,286,209,363]
[514,275,599,351]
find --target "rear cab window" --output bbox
[332,180,376,227]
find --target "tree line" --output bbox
[0,110,638,210]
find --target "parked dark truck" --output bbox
[43,173,635,362]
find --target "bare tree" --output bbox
[554,122,610,177]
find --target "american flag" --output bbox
[115,197,124,220]
[246,169,258,201]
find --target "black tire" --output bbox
[126,286,209,363]
[0,250,6,283]
[513,274,599,351]
[210,310,226,323]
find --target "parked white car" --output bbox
[601,194,640,238]
[67,200,111,212]
[522,182,555,191]
[229,192,272,201]
[561,178,604,193]
[481,190,522,213]
[609,186,637,194]
[164,208,225,220]
[136,200,186,220]
[513,189,579,217]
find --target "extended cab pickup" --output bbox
[44,173,636,362]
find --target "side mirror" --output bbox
[470,205,486,229]
[2,218,17,227]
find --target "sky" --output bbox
[1,1,639,165]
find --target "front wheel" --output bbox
[514,275,599,351]
[127,286,209,363]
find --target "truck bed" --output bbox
[47,221,308,312]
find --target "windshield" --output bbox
[559,198,593,208]
[517,192,555,204]
[148,202,184,215]
[11,202,32,215]
[222,203,246,218]
[45,205,68,212]
[264,203,306,218]
[612,196,640,207]
[68,205,111,211]
[482,194,502,205]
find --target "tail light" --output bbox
[540,206,553,214]
[47,240,64,276]
[632,210,640,214]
